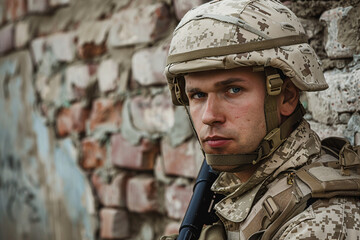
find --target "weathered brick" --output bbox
[5,0,26,21]
[30,37,46,65]
[320,7,356,59]
[47,32,76,62]
[173,0,205,20]
[88,98,122,132]
[49,0,70,7]
[163,222,181,236]
[56,102,90,137]
[91,172,130,207]
[132,43,169,86]
[127,175,158,213]
[65,64,91,92]
[308,120,346,140]
[165,183,193,220]
[130,92,174,134]
[15,21,30,48]
[108,3,171,47]
[81,138,106,170]
[0,24,14,55]
[27,0,49,13]
[306,67,360,124]
[161,137,203,178]
[100,208,130,239]
[97,59,119,92]
[77,20,110,60]
[78,42,107,60]
[111,134,158,170]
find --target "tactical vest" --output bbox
[200,137,360,240]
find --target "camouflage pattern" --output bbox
[210,120,360,239]
[165,0,328,106]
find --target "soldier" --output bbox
[163,0,360,239]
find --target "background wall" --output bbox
[0,0,359,239]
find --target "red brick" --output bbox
[0,24,14,55]
[126,175,158,213]
[111,134,158,170]
[5,0,26,21]
[163,222,181,236]
[161,137,203,178]
[91,172,130,208]
[165,183,193,220]
[80,138,106,170]
[100,208,130,239]
[56,102,90,137]
[89,98,122,132]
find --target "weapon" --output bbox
[177,160,224,240]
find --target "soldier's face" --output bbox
[184,67,267,156]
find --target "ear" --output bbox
[278,79,299,117]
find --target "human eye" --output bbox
[191,92,206,99]
[227,87,242,94]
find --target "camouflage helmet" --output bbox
[165,0,328,106]
[165,0,328,171]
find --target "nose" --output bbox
[201,94,225,126]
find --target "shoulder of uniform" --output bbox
[275,197,360,240]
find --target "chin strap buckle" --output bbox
[266,73,283,96]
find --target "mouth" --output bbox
[202,136,232,148]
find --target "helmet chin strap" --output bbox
[180,67,305,173]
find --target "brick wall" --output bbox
[0,0,358,240]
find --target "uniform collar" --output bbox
[212,119,322,222]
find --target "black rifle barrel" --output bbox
[177,160,222,240]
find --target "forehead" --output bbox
[184,67,265,86]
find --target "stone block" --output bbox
[88,98,122,132]
[108,3,171,47]
[100,208,130,239]
[5,0,26,21]
[0,24,14,55]
[132,43,169,86]
[320,7,356,59]
[27,0,49,13]
[47,32,75,62]
[80,138,106,170]
[127,175,158,213]
[91,172,130,208]
[56,102,90,137]
[306,67,360,124]
[163,222,181,236]
[97,59,119,92]
[173,0,205,20]
[15,21,30,48]
[165,183,193,220]
[130,92,174,134]
[161,137,203,178]
[111,133,158,170]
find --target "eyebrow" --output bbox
[185,78,246,93]
[214,78,246,87]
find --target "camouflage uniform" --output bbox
[211,120,360,239]
[163,0,360,239]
